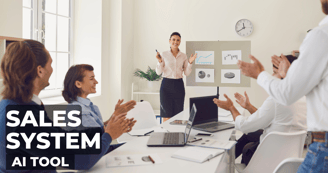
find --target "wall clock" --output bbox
[235,19,253,37]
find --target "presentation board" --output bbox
[186,41,251,87]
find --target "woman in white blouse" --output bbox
[156,32,197,122]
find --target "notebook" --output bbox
[187,139,236,150]
[172,147,224,163]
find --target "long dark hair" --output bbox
[1,40,49,103]
[62,64,94,103]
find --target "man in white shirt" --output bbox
[237,1,328,172]
[214,55,306,165]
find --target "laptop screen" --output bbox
[190,95,218,125]
[184,104,197,143]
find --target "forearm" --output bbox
[229,106,241,121]
[184,61,193,76]
[156,61,164,75]
[246,104,257,114]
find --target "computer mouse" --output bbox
[224,72,235,79]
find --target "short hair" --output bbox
[62,64,94,103]
[322,0,328,15]
[1,40,49,103]
[273,55,297,69]
[170,32,181,39]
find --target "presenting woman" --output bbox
[156,32,197,122]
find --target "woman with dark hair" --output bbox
[156,32,197,122]
[62,64,137,131]
[0,40,131,172]
[62,64,137,153]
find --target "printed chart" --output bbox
[195,51,214,65]
[222,50,242,65]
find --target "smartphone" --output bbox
[195,133,213,137]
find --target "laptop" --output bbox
[147,104,197,147]
[190,95,234,133]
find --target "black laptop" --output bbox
[190,95,234,133]
[147,104,197,147]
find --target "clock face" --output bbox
[235,19,253,37]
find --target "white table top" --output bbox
[86,110,236,173]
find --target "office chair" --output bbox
[273,157,304,173]
[235,131,307,173]
[117,101,158,142]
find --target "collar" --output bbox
[170,49,181,58]
[319,15,328,26]
[76,96,92,106]
[31,94,42,105]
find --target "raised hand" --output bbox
[156,52,162,63]
[278,54,291,78]
[124,118,137,133]
[271,55,280,68]
[189,53,197,64]
[105,113,130,140]
[113,100,136,117]
[234,91,250,109]
[115,99,124,111]
[237,55,265,79]
[213,94,234,111]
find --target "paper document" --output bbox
[128,128,154,136]
[187,139,236,150]
[172,147,224,163]
[106,153,162,167]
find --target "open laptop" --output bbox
[190,95,234,133]
[147,104,197,147]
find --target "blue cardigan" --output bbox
[0,99,112,172]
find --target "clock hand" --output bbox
[237,28,244,32]
[243,23,245,29]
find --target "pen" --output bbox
[148,155,155,164]
[144,130,154,136]
[189,138,202,143]
[156,49,162,59]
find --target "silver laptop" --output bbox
[147,104,197,147]
[190,95,235,133]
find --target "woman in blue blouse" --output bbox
[62,64,137,152]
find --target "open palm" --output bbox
[234,91,250,109]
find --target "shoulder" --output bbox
[162,50,171,56]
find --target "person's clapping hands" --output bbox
[105,113,129,140]
[113,99,136,117]
[234,91,251,109]
[124,118,137,133]
[238,55,265,79]
[271,54,291,78]
[213,94,234,111]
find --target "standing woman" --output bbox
[156,32,197,122]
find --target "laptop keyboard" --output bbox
[163,133,180,145]
[196,122,228,129]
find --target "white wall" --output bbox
[73,0,102,94]
[121,0,135,101]
[0,0,22,37]
[132,0,325,110]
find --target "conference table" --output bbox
[86,110,237,173]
